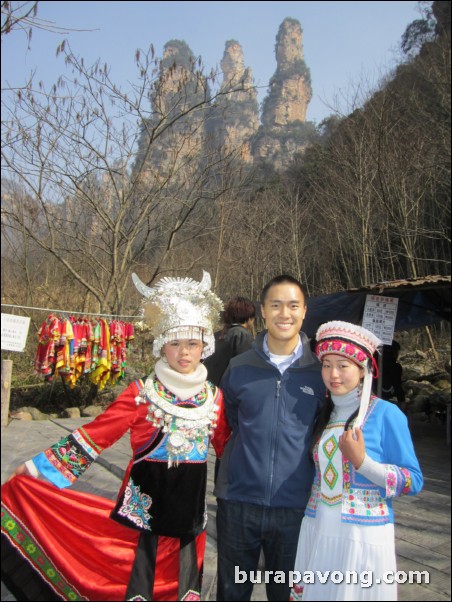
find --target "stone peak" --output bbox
[162,39,197,71]
[221,40,246,83]
[275,17,304,65]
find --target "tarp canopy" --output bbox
[302,275,451,339]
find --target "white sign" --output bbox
[362,295,399,345]
[1,313,31,352]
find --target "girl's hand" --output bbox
[7,463,32,481]
[339,427,366,469]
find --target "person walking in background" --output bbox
[215,275,325,601]
[1,271,230,601]
[376,340,407,410]
[290,321,423,601]
[203,295,255,386]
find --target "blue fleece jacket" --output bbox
[215,331,324,509]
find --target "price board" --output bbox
[1,313,31,352]
[361,295,398,345]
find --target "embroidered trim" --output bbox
[320,492,342,506]
[77,427,103,454]
[385,465,413,497]
[1,503,86,600]
[43,447,78,484]
[317,339,369,366]
[136,378,218,467]
[181,589,201,601]
[72,429,100,459]
[401,467,412,494]
[117,479,153,530]
[386,466,398,497]
[290,582,304,601]
[322,434,340,490]
[344,486,389,518]
[142,377,216,421]
[45,433,94,482]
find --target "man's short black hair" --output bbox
[260,275,308,305]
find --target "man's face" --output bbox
[261,283,306,349]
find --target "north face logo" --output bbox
[300,386,314,395]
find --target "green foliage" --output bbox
[401,16,436,55]
[401,1,450,55]
[432,0,451,34]
[283,4,450,290]
[253,120,317,151]
[271,60,311,86]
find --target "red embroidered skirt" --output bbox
[1,475,206,601]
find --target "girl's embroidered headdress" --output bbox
[132,271,223,359]
[315,321,382,428]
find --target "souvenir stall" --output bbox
[34,314,135,389]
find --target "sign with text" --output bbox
[362,295,399,345]
[1,313,31,352]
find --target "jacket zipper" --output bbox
[267,378,281,503]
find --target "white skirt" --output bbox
[291,504,397,601]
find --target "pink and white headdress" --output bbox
[315,321,382,428]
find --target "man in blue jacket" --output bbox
[215,275,325,601]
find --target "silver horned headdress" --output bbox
[132,271,223,359]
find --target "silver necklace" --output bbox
[136,378,218,466]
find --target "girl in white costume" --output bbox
[290,321,423,601]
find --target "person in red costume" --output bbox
[1,271,230,602]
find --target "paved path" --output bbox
[1,416,450,601]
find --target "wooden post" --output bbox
[1,359,13,428]
[425,325,440,361]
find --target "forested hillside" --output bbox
[1,1,450,315]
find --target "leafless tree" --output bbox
[1,41,255,313]
[1,1,38,39]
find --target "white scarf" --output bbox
[154,359,208,400]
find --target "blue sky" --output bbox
[2,0,422,124]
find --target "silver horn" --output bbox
[199,271,212,291]
[132,273,154,298]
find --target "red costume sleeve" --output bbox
[211,389,231,459]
